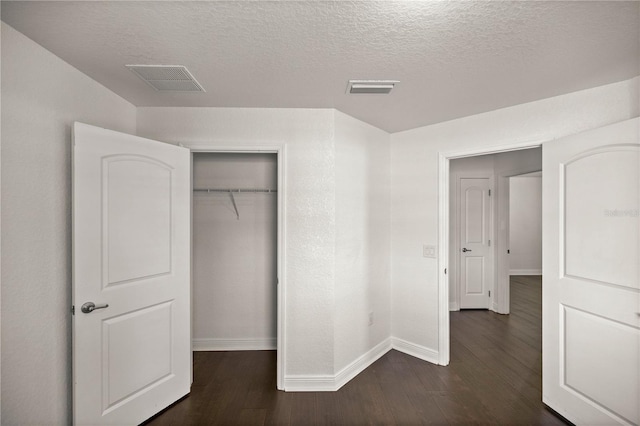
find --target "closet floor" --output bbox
[145,276,568,425]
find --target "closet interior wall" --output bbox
[192,153,278,350]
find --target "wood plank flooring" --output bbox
[146,275,568,425]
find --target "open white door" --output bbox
[459,177,493,309]
[72,122,191,425]
[543,118,639,425]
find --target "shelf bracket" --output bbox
[229,192,239,220]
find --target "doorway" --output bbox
[449,155,495,312]
[447,148,541,316]
[437,143,542,365]
[192,153,278,353]
[186,144,286,390]
[508,172,542,278]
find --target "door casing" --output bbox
[183,142,286,390]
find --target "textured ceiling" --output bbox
[2,1,639,133]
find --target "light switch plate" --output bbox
[423,245,436,258]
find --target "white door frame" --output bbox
[183,142,287,391]
[437,140,542,365]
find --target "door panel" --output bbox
[543,118,639,426]
[464,256,485,294]
[103,302,173,412]
[564,149,638,289]
[465,187,485,243]
[105,156,173,286]
[563,305,639,425]
[459,178,493,309]
[73,122,191,425]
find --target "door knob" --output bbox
[81,302,109,314]
[462,248,472,252]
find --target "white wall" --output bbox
[1,22,137,425]
[509,175,542,274]
[192,153,278,350]
[138,108,394,386]
[390,77,639,355]
[334,110,391,375]
[137,107,338,378]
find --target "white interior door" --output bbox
[543,117,639,425]
[72,122,191,425]
[459,177,493,309]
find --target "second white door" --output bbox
[459,177,493,309]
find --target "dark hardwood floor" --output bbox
[146,275,567,425]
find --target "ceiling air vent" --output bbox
[347,80,399,94]
[126,65,205,92]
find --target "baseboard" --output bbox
[391,337,440,365]
[449,301,460,311]
[192,338,276,351]
[283,338,392,391]
[283,374,336,392]
[334,338,392,390]
[509,269,542,276]
[280,337,441,391]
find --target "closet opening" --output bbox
[191,151,281,387]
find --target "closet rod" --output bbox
[193,188,277,220]
[193,188,277,193]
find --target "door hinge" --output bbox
[488,291,491,297]
[71,305,75,315]
[488,189,491,196]
[488,239,491,247]
[507,249,510,254]
[444,268,447,274]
